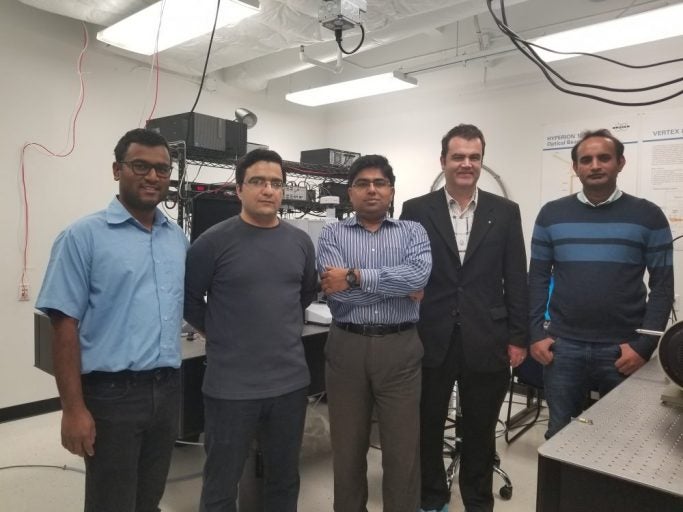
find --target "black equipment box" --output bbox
[147,112,247,160]
[190,195,242,242]
[300,148,360,167]
[320,181,350,205]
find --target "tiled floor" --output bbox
[0,398,548,511]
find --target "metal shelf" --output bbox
[167,141,351,230]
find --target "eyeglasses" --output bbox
[351,179,392,189]
[245,177,284,189]
[120,160,173,177]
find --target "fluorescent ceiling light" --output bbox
[97,0,260,55]
[286,71,418,107]
[533,3,683,63]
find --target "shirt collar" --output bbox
[444,187,478,211]
[577,187,622,207]
[344,214,397,228]
[106,197,168,227]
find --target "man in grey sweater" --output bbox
[184,148,318,512]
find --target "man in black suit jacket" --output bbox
[400,124,528,512]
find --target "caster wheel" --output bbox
[499,485,513,500]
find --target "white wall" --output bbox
[321,43,683,230]
[3,0,682,409]
[0,1,327,409]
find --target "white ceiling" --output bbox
[16,0,682,91]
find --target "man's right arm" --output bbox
[184,237,215,333]
[528,215,556,365]
[50,312,95,457]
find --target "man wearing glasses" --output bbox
[184,148,318,512]
[317,154,432,512]
[36,128,189,512]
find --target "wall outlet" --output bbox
[18,284,30,302]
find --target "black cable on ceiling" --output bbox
[335,25,366,55]
[189,0,221,113]
[486,0,683,106]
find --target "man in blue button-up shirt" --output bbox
[36,128,189,512]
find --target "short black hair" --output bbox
[114,128,170,162]
[235,148,285,185]
[440,124,486,159]
[347,154,395,187]
[571,129,625,164]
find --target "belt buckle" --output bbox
[366,325,385,336]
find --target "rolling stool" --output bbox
[443,385,513,500]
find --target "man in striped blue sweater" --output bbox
[529,129,674,439]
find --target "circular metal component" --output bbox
[658,321,683,389]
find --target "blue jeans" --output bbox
[82,368,180,512]
[200,387,308,512]
[544,337,625,438]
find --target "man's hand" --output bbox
[321,267,353,295]
[61,406,96,457]
[508,344,527,368]
[409,290,424,302]
[530,337,555,365]
[615,343,646,376]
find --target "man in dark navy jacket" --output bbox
[401,124,528,512]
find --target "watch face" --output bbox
[346,270,357,287]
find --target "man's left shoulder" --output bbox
[162,217,190,247]
[387,217,425,231]
[621,192,660,210]
[280,220,310,236]
[619,194,669,224]
[478,189,519,210]
[279,220,316,247]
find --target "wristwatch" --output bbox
[346,268,360,289]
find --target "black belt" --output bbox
[335,321,415,337]
[82,367,178,384]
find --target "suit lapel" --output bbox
[463,190,494,265]
[428,189,460,263]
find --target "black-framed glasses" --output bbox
[120,160,173,178]
[351,178,392,189]
[245,177,284,189]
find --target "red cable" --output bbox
[146,51,161,123]
[19,23,89,287]
[144,0,165,125]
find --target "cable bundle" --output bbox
[486,0,683,106]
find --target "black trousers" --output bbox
[420,328,510,512]
[200,387,308,512]
[82,368,180,512]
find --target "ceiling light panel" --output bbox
[286,71,418,107]
[97,0,260,55]
[533,3,683,62]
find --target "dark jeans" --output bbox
[420,328,510,512]
[82,368,180,512]
[544,337,625,438]
[200,387,308,512]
